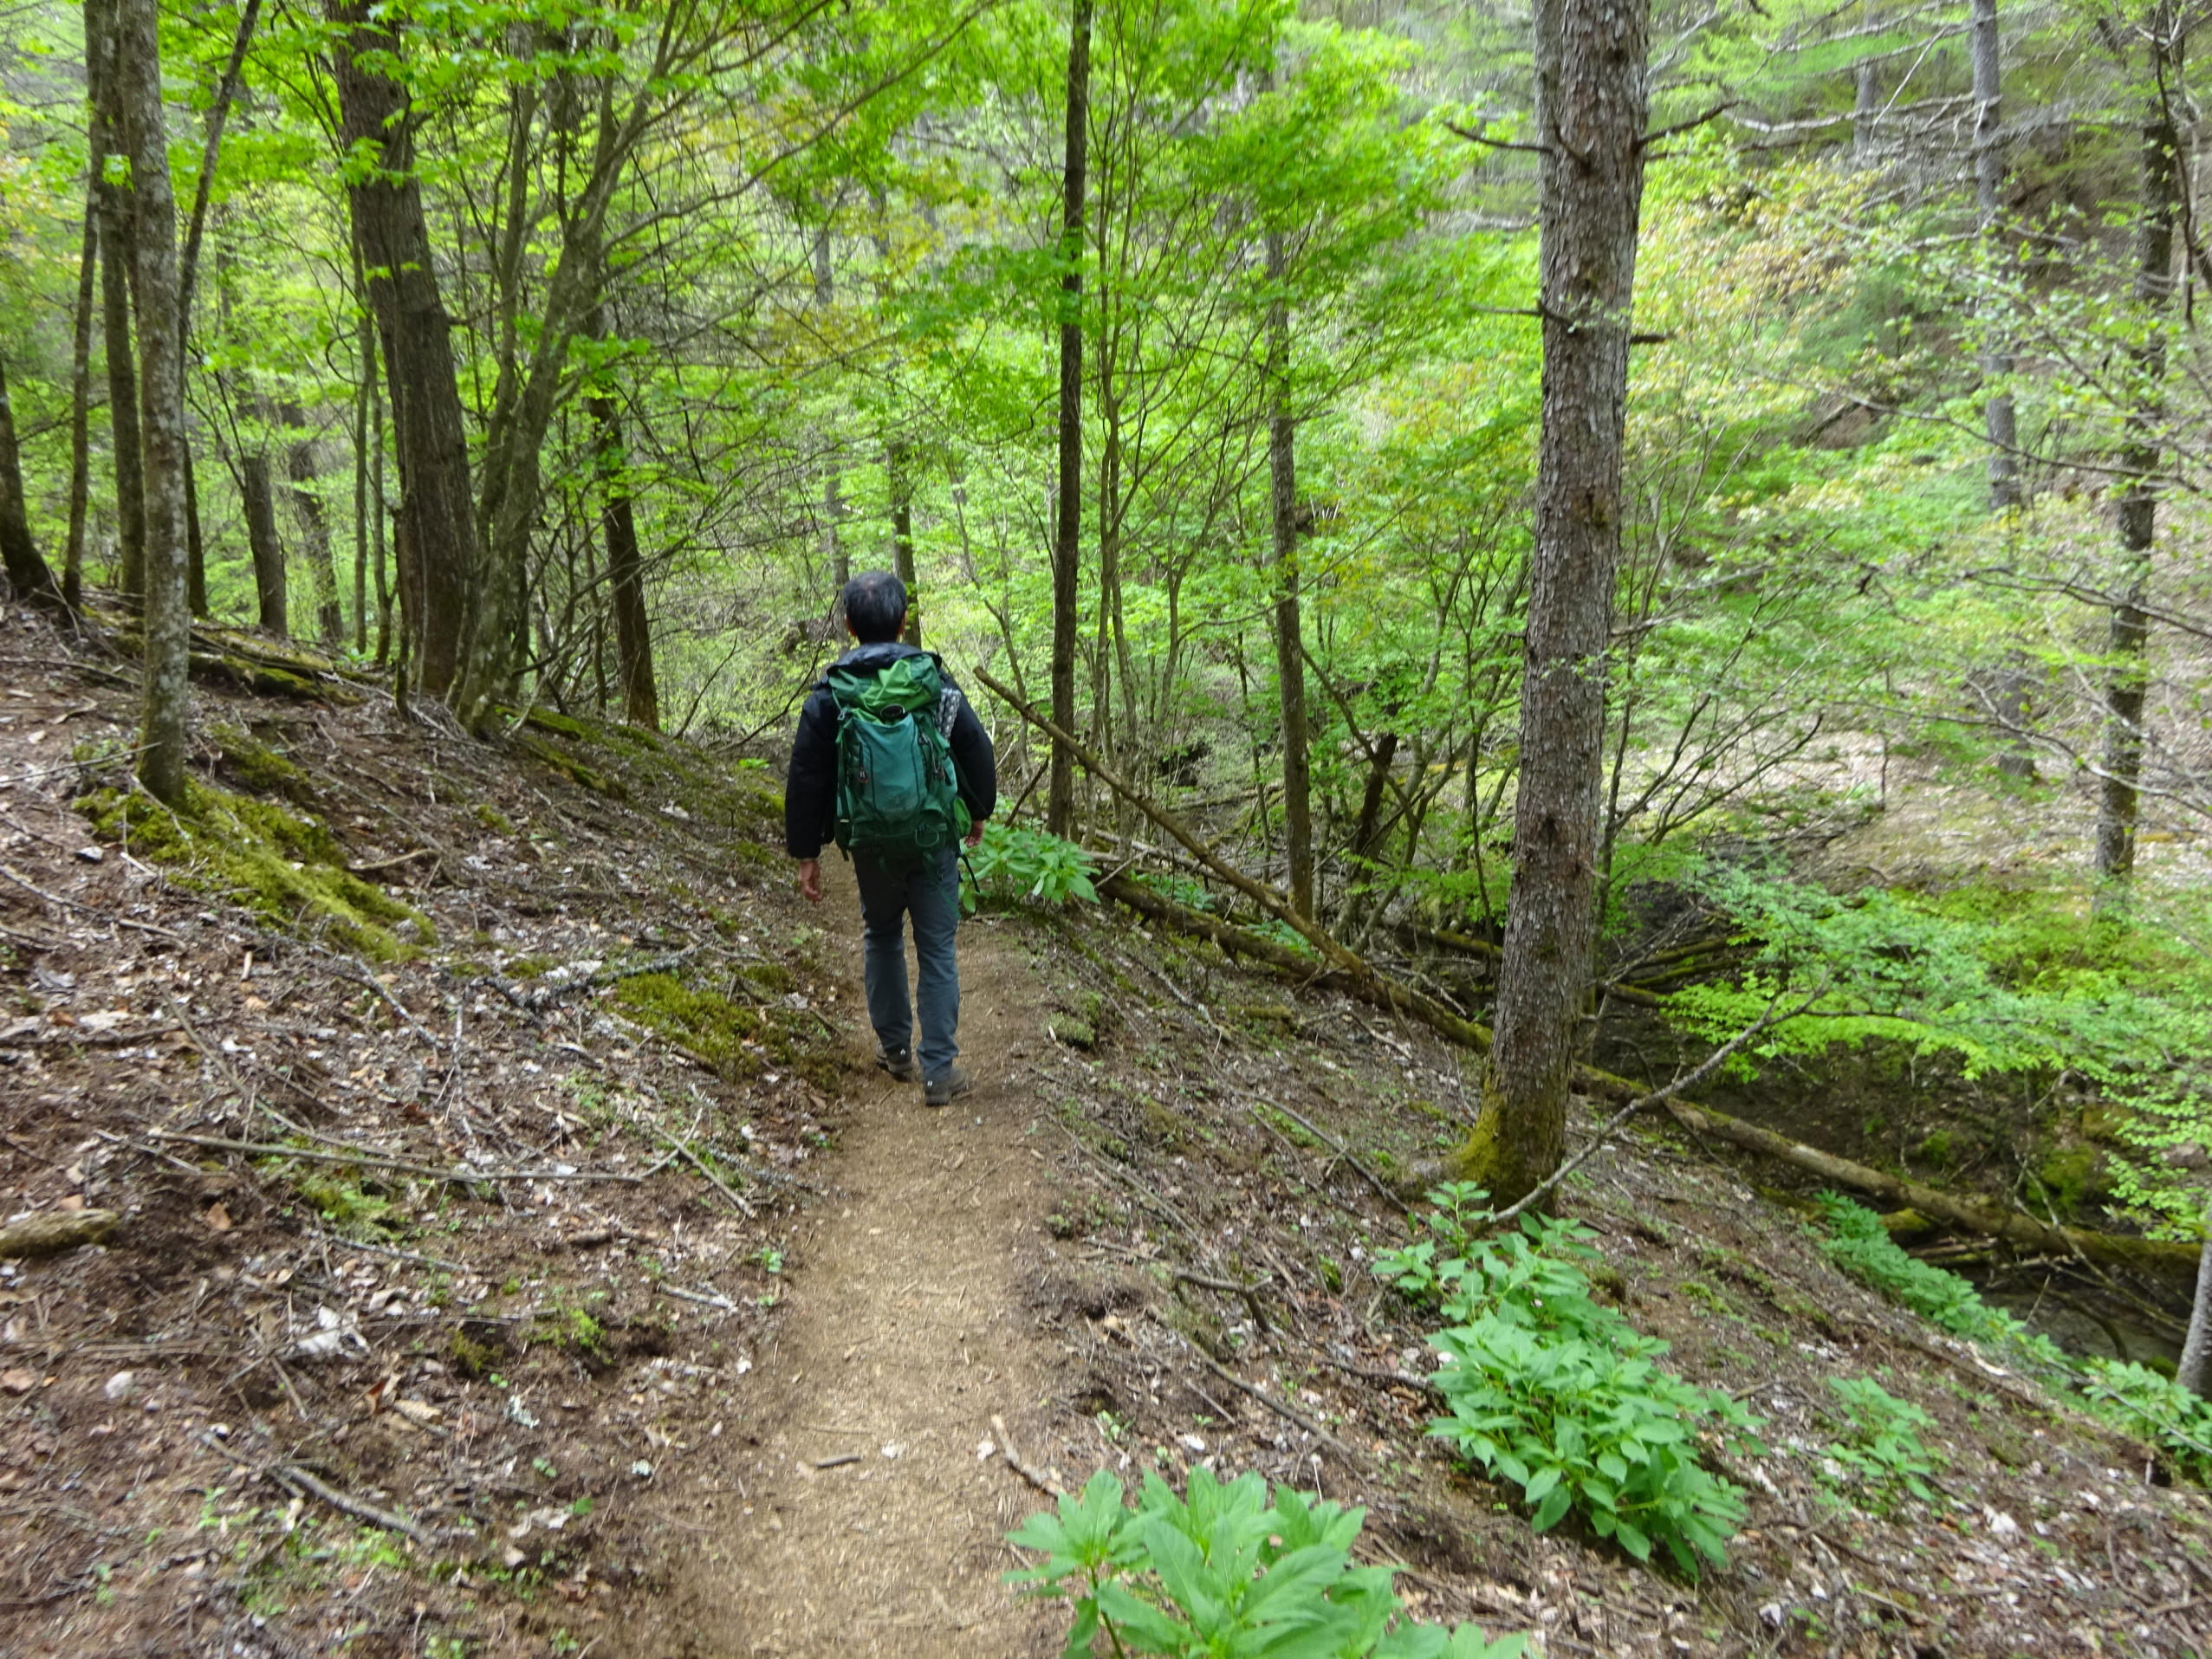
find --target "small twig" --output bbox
[813,1453,862,1470]
[1216,1086,1406,1215]
[638,1118,755,1216]
[1145,1313,1366,1463]
[142,1129,644,1184]
[302,1229,464,1273]
[989,1413,1066,1499]
[0,860,186,942]
[660,1282,739,1312]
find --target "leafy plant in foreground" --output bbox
[1378,1190,1761,1574]
[963,823,1100,911]
[1009,1467,1526,1659]
[1819,1377,1944,1511]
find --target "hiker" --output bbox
[785,571,997,1105]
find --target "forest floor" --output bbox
[4,600,2212,1658]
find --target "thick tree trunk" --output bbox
[1456,0,1651,1208]
[2093,47,2179,891]
[279,402,345,645]
[1266,224,1314,920]
[86,0,146,601]
[0,355,63,609]
[888,439,919,645]
[328,0,476,698]
[1048,0,1093,839]
[1852,58,1881,167]
[1970,0,2020,511]
[64,205,97,608]
[114,0,191,804]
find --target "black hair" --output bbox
[842,570,908,644]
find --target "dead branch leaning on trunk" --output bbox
[1103,866,2207,1286]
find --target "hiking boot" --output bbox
[923,1066,974,1108]
[876,1045,918,1083]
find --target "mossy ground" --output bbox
[73,779,431,961]
[613,971,843,1092]
[507,705,783,838]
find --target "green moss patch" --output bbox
[613,971,841,1089]
[211,723,318,805]
[74,780,431,961]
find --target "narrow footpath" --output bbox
[658,858,1066,1656]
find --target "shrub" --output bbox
[1009,1467,1526,1659]
[1380,1191,1761,1575]
[963,823,1100,910]
[1820,1377,1944,1510]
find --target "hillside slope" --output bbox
[2,604,2209,1658]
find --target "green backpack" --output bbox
[826,652,968,865]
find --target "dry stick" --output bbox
[302,1229,464,1273]
[660,1283,738,1312]
[1215,1085,1406,1215]
[0,860,186,942]
[199,1430,431,1546]
[637,1117,755,1216]
[1142,1313,1365,1464]
[142,1129,642,1184]
[989,1413,1066,1499]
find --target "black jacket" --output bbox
[784,642,998,859]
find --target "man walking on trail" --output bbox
[786,571,997,1106]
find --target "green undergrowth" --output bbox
[1375,1186,1761,1575]
[1815,1194,2212,1481]
[611,971,840,1090]
[505,706,783,839]
[1009,1467,1527,1658]
[74,779,431,960]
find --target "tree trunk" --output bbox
[279,402,345,644]
[813,227,848,610]
[64,204,97,608]
[1048,0,1093,839]
[0,354,62,609]
[888,438,919,645]
[2179,1208,2212,1397]
[114,0,191,805]
[1852,56,1880,168]
[328,0,477,698]
[1970,0,2020,511]
[240,445,289,634]
[1455,0,1651,1209]
[583,302,658,730]
[86,0,146,601]
[2092,43,2180,892]
[1266,224,1314,920]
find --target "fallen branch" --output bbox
[989,1412,1065,1499]
[1145,1316,1366,1465]
[143,1130,644,1186]
[1106,872,2203,1284]
[0,861,187,943]
[1212,1086,1407,1215]
[660,1282,739,1312]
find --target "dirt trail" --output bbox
[667,859,1064,1657]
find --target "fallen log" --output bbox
[0,1208,120,1259]
[1099,869,2204,1286]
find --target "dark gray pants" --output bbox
[853,845,961,1079]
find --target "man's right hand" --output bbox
[796,859,824,904]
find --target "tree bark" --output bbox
[86,0,146,601]
[1456,0,1651,1208]
[328,0,477,698]
[888,438,919,645]
[584,301,658,730]
[114,0,191,804]
[1266,223,1314,920]
[240,446,288,634]
[1048,0,1093,839]
[279,402,345,645]
[2179,1209,2212,1396]
[64,204,97,608]
[1970,0,2020,511]
[2093,37,2180,891]
[0,354,63,609]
